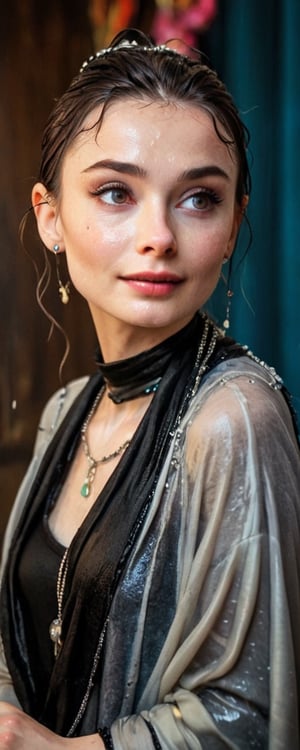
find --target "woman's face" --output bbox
[51,99,243,353]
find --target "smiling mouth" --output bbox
[120,273,183,297]
[121,273,182,284]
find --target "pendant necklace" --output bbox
[48,316,217,661]
[48,390,132,654]
[80,387,131,498]
[49,547,69,658]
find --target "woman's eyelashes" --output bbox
[178,188,223,212]
[90,182,224,211]
[91,182,132,205]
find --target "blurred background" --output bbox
[1,0,300,543]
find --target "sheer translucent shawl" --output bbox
[0,358,299,749]
[98,360,300,749]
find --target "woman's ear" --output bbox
[31,183,63,251]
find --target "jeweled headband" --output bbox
[79,33,196,74]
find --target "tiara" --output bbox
[79,38,187,74]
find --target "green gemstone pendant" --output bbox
[80,479,91,497]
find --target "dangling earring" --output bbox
[222,258,234,334]
[53,244,71,304]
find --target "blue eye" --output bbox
[181,189,223,211]
[93,184,130,205]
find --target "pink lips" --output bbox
[121,271,182,297]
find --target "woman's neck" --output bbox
[95,314,202,405]
[91,311,196,363]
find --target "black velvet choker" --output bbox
[95,315,203,404]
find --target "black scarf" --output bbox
[1,315,247,735]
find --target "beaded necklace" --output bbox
[80,387,131,498]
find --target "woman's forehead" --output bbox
[60,98,239,187]
[70,97,236,157]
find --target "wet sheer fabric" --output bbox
[0,349,299,748]
[98,363,300,750]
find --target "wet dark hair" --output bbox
[39,29,251,205]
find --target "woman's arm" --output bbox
[107,375,300,749]
[0,702,104,749]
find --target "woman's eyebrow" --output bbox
[82,159,147,177]
[82,160,229,182]
[179,165,229,181]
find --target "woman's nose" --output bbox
[135,202,177,257]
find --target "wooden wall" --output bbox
[0,1,97,544]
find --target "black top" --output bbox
[18,515,65,707]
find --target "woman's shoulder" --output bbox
[38,375,89,424]
[187,352,299,450]
[34,375,90,452]
[0,377,91,566]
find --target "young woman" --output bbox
[0,29,299,750]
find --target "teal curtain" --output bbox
[206,0,300,419]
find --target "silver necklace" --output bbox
[80,387,131,497]
[48,318,218,686]
[48,389,132,656]
[49,547,69,658]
